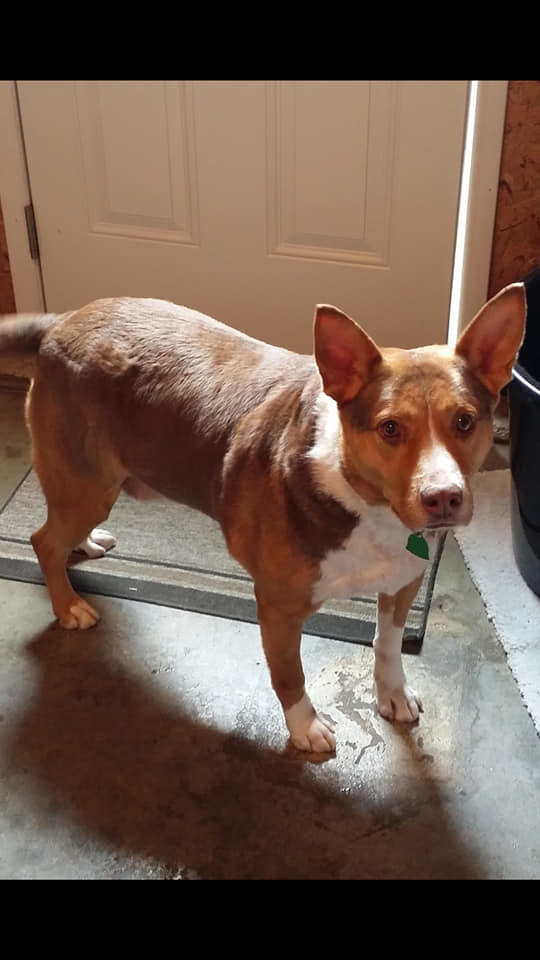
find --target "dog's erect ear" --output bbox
[314,305,383,404]
[455,283,526,396]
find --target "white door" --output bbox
[16,80,468,353]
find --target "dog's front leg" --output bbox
[374,575,424,723]
[256,594,335,753]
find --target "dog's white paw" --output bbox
[75,528,117,559]
[285,694,336,752]
[59,598,101,630]
[376,683,423,723]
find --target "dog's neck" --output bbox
[307,393,387,515]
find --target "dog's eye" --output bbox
[378,419,401,442]
[456,413,475,434]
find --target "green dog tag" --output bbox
[406,532,429,560]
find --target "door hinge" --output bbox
[24,203,40,261]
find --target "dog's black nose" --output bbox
[421,485,463,522]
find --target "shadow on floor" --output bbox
[3,620,485,879]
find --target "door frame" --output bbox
[0,81,44,311]
[0,80,509,336]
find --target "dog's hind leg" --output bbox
[25,373,123,628]
[31,484,121,629]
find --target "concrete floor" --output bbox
[0,386,539,879]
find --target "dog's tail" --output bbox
[0,313,58,354]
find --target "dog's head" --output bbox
[314,284,526,531]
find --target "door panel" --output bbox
[17,80,468,352]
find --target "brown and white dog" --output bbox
[0,284,525,752]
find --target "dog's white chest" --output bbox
[312,505,431,605]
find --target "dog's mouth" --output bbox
[403,510,472,533]
[424,521,458,530]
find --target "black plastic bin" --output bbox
[509,268,540,597]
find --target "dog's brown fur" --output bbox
[0,285,526,751]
